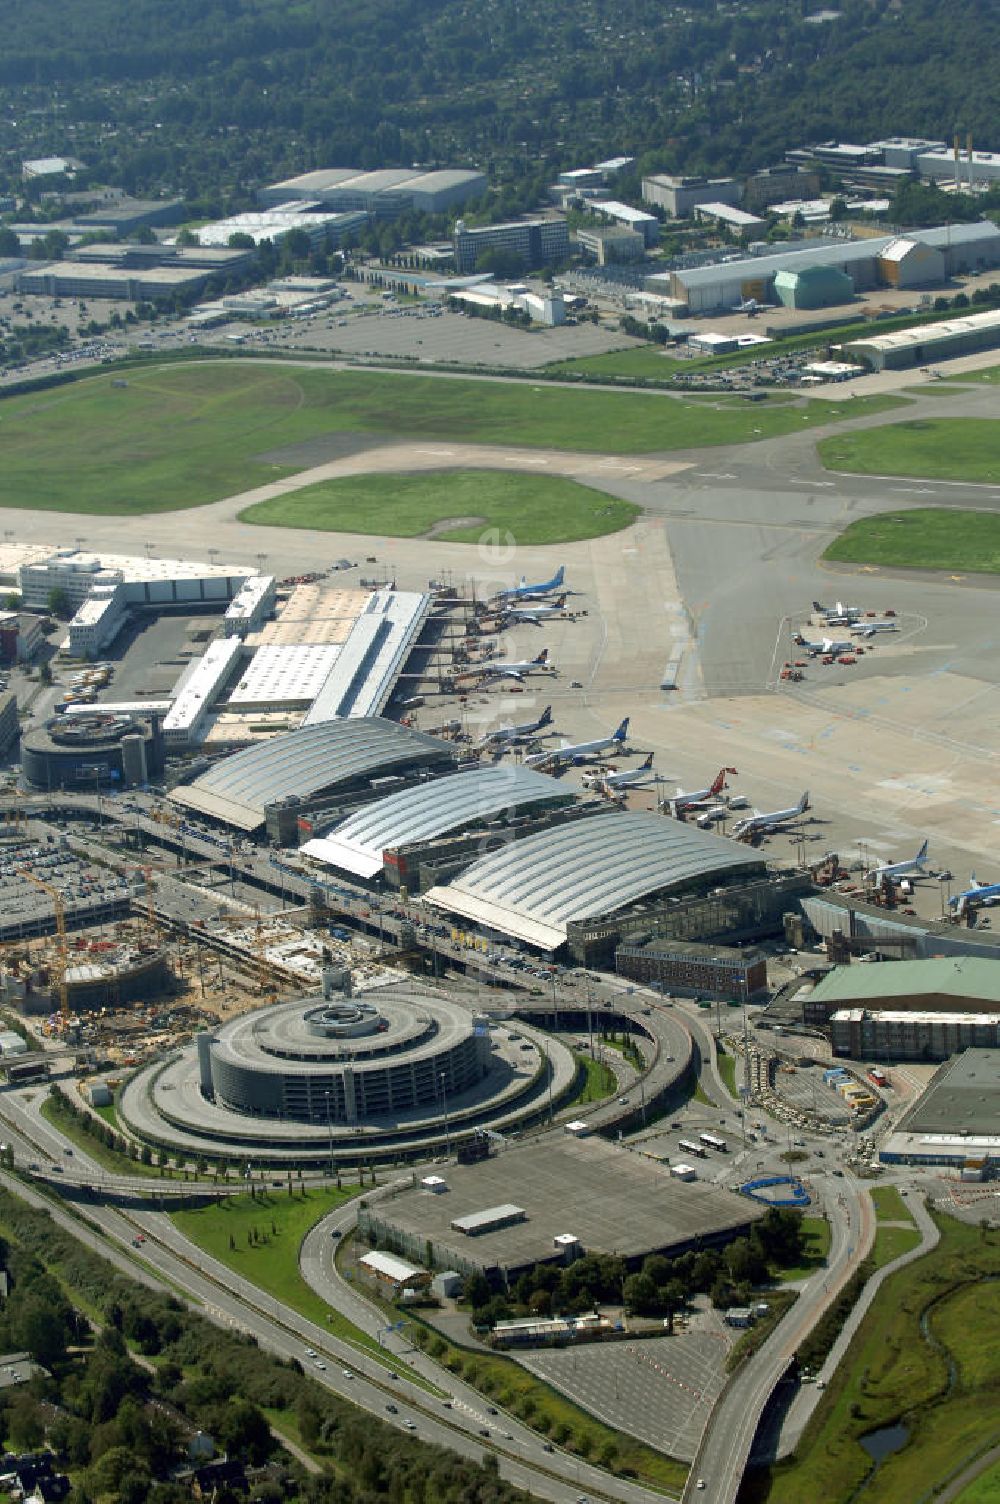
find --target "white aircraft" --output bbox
[496,565,565,603]
[478,705,553,747]
[503,594,569,625]
[851,620,898,638]
[732,791,810,840]
[478,648,554,682]
[793,632,853,656]
[583,752,656,793]
[525,717,629,769]
[813,598,862,624]
[870,839,930,884]
[670,766,736,813]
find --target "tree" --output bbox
[46,586,70,619]
[623,1271,658,1314]
[4,1390,45,1451]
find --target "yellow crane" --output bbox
[17,869,70,1033]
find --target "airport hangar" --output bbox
[422,808,802,964]
[299,764,578,888]
[170,717,459,843]
[358,1133,765,1287]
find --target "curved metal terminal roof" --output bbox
[301,765,571,878]
[425,810,764,950]
[170,718,455,830]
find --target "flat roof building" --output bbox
[453,218,570,275]
[586,200,659,246]
[258,167,487,215]
[806,958,1000,1020]
[358,1134,763,1284]
[831,1007,1000,1061]
[880,1049,1000,1167]
[192,205,368,249]
[641,175,742,218]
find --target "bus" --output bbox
[678,1139,708,1159]
[699,1132,728,1152]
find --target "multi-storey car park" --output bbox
[118,982,582,1166]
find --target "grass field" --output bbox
[716,1042,738,1097]
[0,360,906,516]
[171,1186,403,1369]
[870,1221,923,1269]
[955,1458,1000,1502]
[746,1211,1000,1504]
[239,469,639,544]
[819,417,1000,485]
[545,345,692,380]
[567,1052,618,1106]
[39,1093,147,1178]
[779,1217,832,1282]
[869,1185,916,1224]
[824,507,1000,575]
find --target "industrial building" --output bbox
[880,1050,1000,1171]
[615,938,768,1001]
[301,764,576,885]
[694,203,768,237]
[575,225,646,264]
[647,221,1000,314]
[258,167,487,216]
[743,164,822,210]
[169,717,458,834]
[453,218,570,275]
[20,710,165,790]
[19,548,249,620]
[831,1008,1000,1061]
[357,1134,763,1285]
[424,809,765,955]
[358,1250,431,1297]
[773,263,854,310]
[162,637,244,744]
[641,175,742,218]
[13,239,256,302]
[223,576,277,638]
[841,307,1000,372]
[191,204,369,250]
[802,958,1000,1024]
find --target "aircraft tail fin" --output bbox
[641,752,654,771]
[537,705,553,729]
[534,649,549,666]
[612,717,630,742]
[916,839,929,863]
[551,565,565,589]
[799,791,810,813]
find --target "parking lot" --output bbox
[0,833,132,940]
[524,1303,734,1461]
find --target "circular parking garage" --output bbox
[119,983,579,1167]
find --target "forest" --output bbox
[0,0,997,211]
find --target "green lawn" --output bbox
[0,359,908,516]
[819,417,1000,485]
[779,1217,832,1282]
[870,1221,923,1269]
[955,1458,1000,1502]
[823,507,1000,575]
[566,1052,618,1106]
[750,1213,1000,1504]
[239,469,640,544]
[171,1186,403,1370]
[869,1185,916,1224]
[961,364,1000,383]
[545,345,691,379]
[716,1043,739,1097]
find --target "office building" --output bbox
[615,938,768,1000]
[453,218,570,274]
[641,175,742,218]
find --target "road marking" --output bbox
[694,472,736,480]
[788,478,834,487]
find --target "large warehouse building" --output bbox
[424,809,765,956]
[258,167,488,215]
[301,764,575,885]
[650,221,1000,314]
[358,1134,764,1285]
[170,717,459,836]
[841,307,1000,371]
[880,1050,1000,1171]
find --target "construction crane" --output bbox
[16,869,70,1033]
